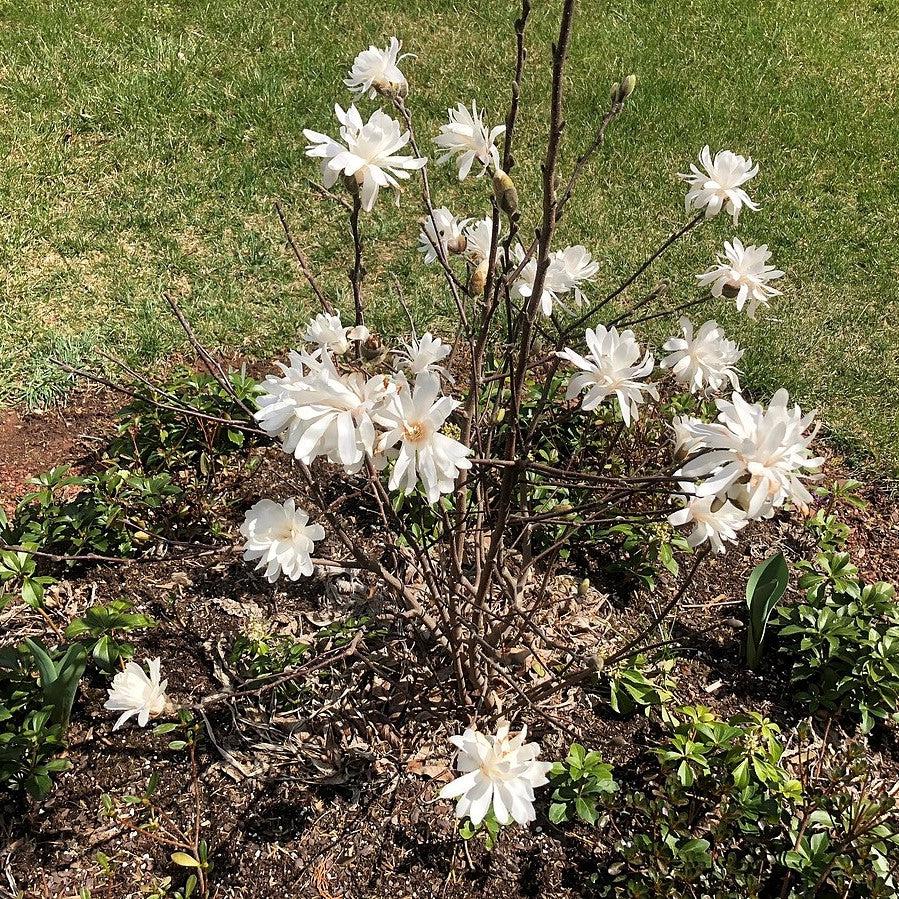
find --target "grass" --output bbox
[0,0,897,470]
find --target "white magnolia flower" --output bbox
[553,245,599,304]
[512,245,597,316]
[679,146,759,224]
[511,246,571,317]
[558,326,658,427]
[438,721,552,827]
[418,207,468,264]
[344,36,408,99]
[463,216,501,263]
[697,239,784,319]
[255,352,393,471]
[240,498,325,582]
[376,371,471,503]
[304,105,426,211]
[434,101,505,180]
[675,389,823,520]
[394,332,452,379]
[304,312,369,355]
[672,413,706,457]
[105,658,168,730]
[668,495,748,553]
[661,318,743,394]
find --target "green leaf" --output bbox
[549,802,568,824]
[745,553,789,669]
[170,852,200,868]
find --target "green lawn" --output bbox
[1,0,897,470]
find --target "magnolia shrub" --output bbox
[95,0,824,832]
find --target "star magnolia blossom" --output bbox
[463,216,501,264]
[668,495,748,553]
[304,105,426,211]
[438,721,552,827]
[675,389,823,520]
[105,658,168,730]
[553,245,599,304]
[512,245,598,315]
[418,207,468,264]
[376,372,471,504]
[239,498,325,582]
[661,317,743,394]
[304,311,369,355]
[511,248,571,317]
[255,352,393,471]
[697,239,784,319]
[680,146,759,224]
[558,326,658,427]
[394,332,452,378]
[344,36,408,99]
[434,101,505,180]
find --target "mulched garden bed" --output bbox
[2,385,898,898]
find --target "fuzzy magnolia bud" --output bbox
[469,258,489,296]
[619,74,637,101]
[493,169,519,217]
[446,233,467,256]
[361,333,385,361]
[610,81,621,103]
[577,577,590,596]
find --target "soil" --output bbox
[1,388,898,899]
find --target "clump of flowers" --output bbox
[439,722,552,826]
[668,389,822,552]
[105,658,168,730]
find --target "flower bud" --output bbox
[619,74,637,101]
[493,408,506,424]
[469,258,489,296]
[721,282,741,299]
[577,577,590,596]
[610,81,621,103]
[446,233,467,256]
[492,169,519,217]
[361,332,386,361]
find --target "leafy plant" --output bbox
[106,367,260,477]
[459,808,502,850]
[66,599,158,671]
[744,552,789,669]
[608,653,676,718]
[774,551,899,732]
[6,465,182,558]
[0,545,56,609]
[0,639,87,797]
[548,742,618,824]
[596,707,801,896]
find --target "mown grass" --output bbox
[1,0,897,470]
